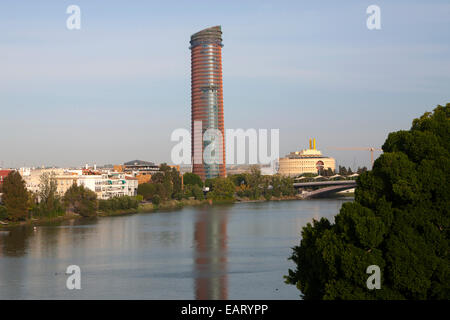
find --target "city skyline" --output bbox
[1,0,449,169]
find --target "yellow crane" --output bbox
[329,147,383,168]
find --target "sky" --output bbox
[0,0,449,169]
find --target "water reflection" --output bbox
[0,226,34,257]
[0,199,350,299]
[193,205,229,300]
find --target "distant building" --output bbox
[278,139,335,177]
[117,160,161,185]
[78,173,137,200]
[0,170,12,185]
[19,168,67,194]
[17,167,138,200]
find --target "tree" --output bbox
[64,184,97,217]
[183,172,203,188]
[35,172,65,217]
[2,171,29,221]
[137,183,157,200]
[229,173,248,187]
[152,194,161,206]
[0,205,8,220]
[191,185,204,200]
[285,104,450,300]
[357,166,368,175]
[338,166,347,176]
[207,177,235,201]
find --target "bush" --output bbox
[152,195,161,206]
[98,196,139,212]
[192,185,204,200]
[0,205,8,220]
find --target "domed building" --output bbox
[278,139,335,177]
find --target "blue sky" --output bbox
[0,0,449,169]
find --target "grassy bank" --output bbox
[98,198,208,216]
[0,195,320,229]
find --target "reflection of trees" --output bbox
[0,226,34,257]
[194,206,230,300]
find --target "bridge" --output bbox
[293,180,356,199]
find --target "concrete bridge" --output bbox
[293,180,356,199]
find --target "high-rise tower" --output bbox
[190,26,226,180]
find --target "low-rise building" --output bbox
[77,173,138,200]
[0,170,12,185]
[18,168,137,200]
[115,160,163,184]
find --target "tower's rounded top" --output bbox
[190,26,222,47]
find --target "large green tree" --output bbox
[64,184,97,217]
[2,171,29,221]
[285,104,450,300]
[207,177,235,201]
[183,172,203,188]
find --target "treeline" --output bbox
[228,167,296,200]
[138,165,296,203]
[337,166,368,176]
[1,163,298,222]
[0,172,140,222]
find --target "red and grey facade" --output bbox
[190,26,226,180]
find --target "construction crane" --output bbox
[329,147,383,168]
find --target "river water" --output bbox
[0,198,351,299]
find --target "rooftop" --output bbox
[190,26,222,47]
[124,160,156,167]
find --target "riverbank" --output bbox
[0,198,209,228]
[0,194,351,229]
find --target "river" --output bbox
[0,198,351,299]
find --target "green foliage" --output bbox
[0,205,8,220]
[144,164,182,201]
[152,194,161,206]
[230,169,296,200]
[207,177,235,201]
[137,183,157,200]
[204,178,214,189]
[183,172,203,188]
[230,173,248,186]
[286,104,450,300]
[2,171,29,221]
[98,196,139,212]
[64,184,97,217]
[33,172,65,218]
[191,185,204,200]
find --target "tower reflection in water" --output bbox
[193,206,229,300]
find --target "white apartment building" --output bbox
[77,173,138,200]
[19,168,138,200]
